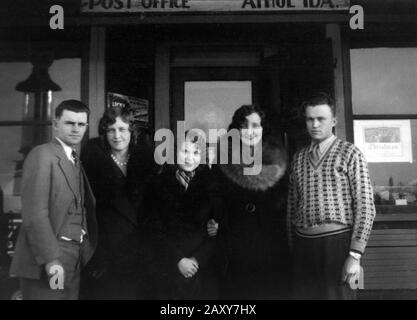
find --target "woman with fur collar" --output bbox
[210,104,291,299]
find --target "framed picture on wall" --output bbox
[354,119,413,163]
[107,92,149,129]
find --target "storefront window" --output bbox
[350,48,417,115]
[0,63,32,121]
[0,59,81,215]
[0,126,47,214]
[353,119,417,206]
[350,47,417,208]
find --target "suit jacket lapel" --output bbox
[51,139,78,198]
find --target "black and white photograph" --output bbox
[0,0,416,304]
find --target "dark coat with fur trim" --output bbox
[213,135,291,299]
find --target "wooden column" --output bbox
[326,24,348,142]
[154,43,171,164]
[154,43,170,132]
[81,26,106,138]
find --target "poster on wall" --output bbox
[354,120,413,163]
[107,92,149,129]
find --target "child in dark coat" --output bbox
[142,130,223,299]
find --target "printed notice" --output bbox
[354,120,413,163]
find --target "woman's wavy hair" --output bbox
[98,105,138,152]
[228,104,267,132]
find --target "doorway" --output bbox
[170,40,334,157]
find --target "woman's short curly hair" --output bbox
[98,106,137,151]
[228,104,266,131]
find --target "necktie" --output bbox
[71,150,80,166]
[310,143,320,163]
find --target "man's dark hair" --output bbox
[55,100,89,118]
[301,92,336,117]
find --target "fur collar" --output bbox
[218,137,287,191]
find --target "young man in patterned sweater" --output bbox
[287,93,376,299]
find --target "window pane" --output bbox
[184,81,252,134]
[0,59,81,121]
[49,59,82,112]
[0,126,51,214]
[363,120,417,205]
[350,48,417,115]
[0,62,32,121]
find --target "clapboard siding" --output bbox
[362,228,417,290]
[365,266,417,272]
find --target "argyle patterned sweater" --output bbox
[287,138,376,254]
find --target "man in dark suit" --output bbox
[9,100,97,300]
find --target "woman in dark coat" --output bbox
[142,131,222,299]
[211,104,291,299]
[80,106,155,299]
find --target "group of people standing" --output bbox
[9,92,376,300]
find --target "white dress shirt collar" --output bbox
[309,134,337,154]
[55,137,75,163]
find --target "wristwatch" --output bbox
[349,251,362,260]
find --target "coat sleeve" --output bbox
[141,174,185,274]
[149,214,186,275]
[21,147,60,265]
[192,236,215,269]
[286,158,298,252]
[196,167,228,271]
